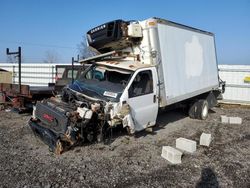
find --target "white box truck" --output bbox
[29,18,224,154]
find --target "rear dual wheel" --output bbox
[188,99,209,120]
[198,100,209,120]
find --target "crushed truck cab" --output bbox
[29,18,224,153]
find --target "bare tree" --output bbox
[43,50,59,64]
[77,36,98,59]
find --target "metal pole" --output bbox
[71,57,74,84]
[6,46,22,93]
[12,65,15,84]
[18,47,21,93]
[71,56,79,84]
[52,65,54,83]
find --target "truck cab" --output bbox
[68,59,159,133]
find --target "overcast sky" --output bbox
[0,0,249,64]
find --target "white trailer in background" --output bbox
[218,64,250,104]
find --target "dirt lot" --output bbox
[0,105,249,188]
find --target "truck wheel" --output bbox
[97,133,103,143]
[188,102,198,119]
[126,126,134,135]
[197,100,209,120]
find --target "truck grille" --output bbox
[35,102,68,133]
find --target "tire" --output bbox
[188,99,209,120]
[188,101,198,119]
[126,126,133,135]
[196,100,209,120]
[97,133,103,143]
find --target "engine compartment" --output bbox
[30,88,112,154]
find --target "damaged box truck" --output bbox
[29,18,224,154]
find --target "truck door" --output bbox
[126,68,159,132]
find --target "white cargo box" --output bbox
[148,18,219,107]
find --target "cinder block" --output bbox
[229,117,242,124]
[221,115,229,124]
[176,137,197,153]
[161,146,182,164]
[200,133,212,147]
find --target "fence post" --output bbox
[6,47,22,93]
[52,65,54,83]
[13,65,15,84]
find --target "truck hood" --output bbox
[68,80,123,102]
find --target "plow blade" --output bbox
[29,119,64,154]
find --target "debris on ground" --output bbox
[0,106,249,187]
[176,137,197,153]
[229,117,242,124]
[221,115,229,123]
[0,104,4,111]
[200,133,212,147]
[161,146,182,164]
[221,115,243,124]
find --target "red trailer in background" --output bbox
[0,65,86,113]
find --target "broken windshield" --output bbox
[72,64,132,102]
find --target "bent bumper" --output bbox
[28,119,60,153]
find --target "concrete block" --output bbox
[221,115,229,124]
[200,133,212,147]
[229,117,242,124]
[176,137,197,153]
[161,146,182,164]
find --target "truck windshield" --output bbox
[70,64,132,102]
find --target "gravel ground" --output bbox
[0,105,249,188]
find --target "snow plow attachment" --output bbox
[28,98,109,154]
[29,119,64,155]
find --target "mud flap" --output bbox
[29,119,63,154]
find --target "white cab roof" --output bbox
[96,60,152,71]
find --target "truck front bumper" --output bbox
[28,119,63,154]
